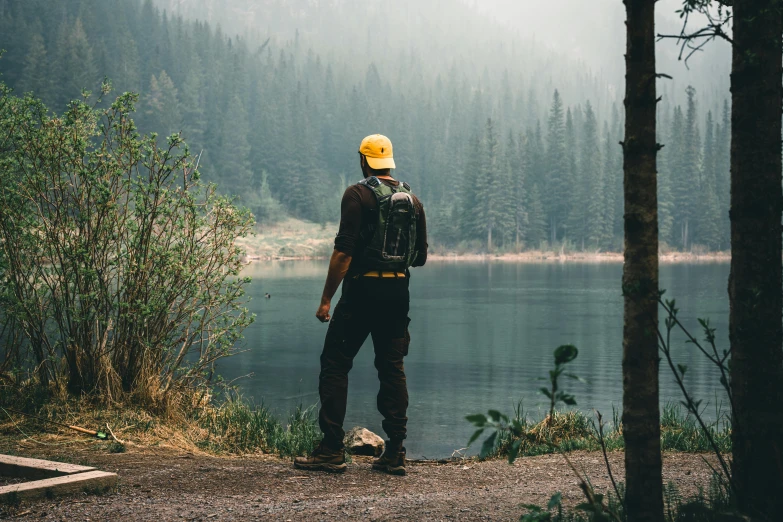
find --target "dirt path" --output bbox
[0,443,716,521]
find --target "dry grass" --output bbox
[0,393,320,458]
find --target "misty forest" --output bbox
[1,0,782,521]
[0,0,731,252]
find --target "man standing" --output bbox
[294,134,428,475]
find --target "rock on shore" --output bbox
[344,427,384,456]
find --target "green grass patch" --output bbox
[521,475,734,522]
[195,399,320,457]
[107,441,126,453]
[494,403,731,459]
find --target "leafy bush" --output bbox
[467,345,586,461]
[0,80,254,408]
[541,344,583,422]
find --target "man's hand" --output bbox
[316,300,331,323]
[316,250,352,324]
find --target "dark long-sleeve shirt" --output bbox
[334,178,428,273]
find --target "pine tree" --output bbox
[16,32,50,103]
[580,103,605,248]
[495,131,517,249]
[214,93,252,199]
[138,0,162,80]
[143,70,182,139]
[528,121,545,193]
[461,134,483,244]
[245,171,285,224]
[544,90,568,245]
[697,111,722,249]
[283,82,324,222]
[475,118,502,251]
[509,131,528,252]
[526,183,547,248]
[672,86,701,250]
[112,28,142,95]
[563,107,578,243]
[179,58,207,149]
[430,199,460,247]
[51,18,99,109]
[683,88,702,249]
[526,87,539,127]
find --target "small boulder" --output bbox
[344,427,384,456]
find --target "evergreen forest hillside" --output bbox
[0,0,730,252]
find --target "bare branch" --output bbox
[657,2,733,68]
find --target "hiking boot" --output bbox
[372,442,406,476]
[293,442,347,473]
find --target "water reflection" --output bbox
[222,261,730,458]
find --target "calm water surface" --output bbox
[222,261,730,458]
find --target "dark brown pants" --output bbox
[318,277,410,449]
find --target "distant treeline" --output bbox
[0,0,729,252]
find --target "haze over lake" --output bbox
[223,261,729,459]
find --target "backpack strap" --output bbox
[356,177,384,243]
[360,176,382,189]
[358,176,411,193]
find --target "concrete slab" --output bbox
[0,455,95,480]
[0,470,117,502]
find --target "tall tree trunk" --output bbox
[728,1,783,517]
[622,1,664,521]
[487,226,492,252]
[680,222,684,250]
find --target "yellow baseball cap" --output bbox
[359,134,396,170]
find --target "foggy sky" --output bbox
[468,0,730,93]
[158,0,731,108]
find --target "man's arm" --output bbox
[316,185,363,322]
[315,250,352,323]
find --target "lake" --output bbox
[222,261,730,459]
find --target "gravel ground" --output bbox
[0,443,716,521]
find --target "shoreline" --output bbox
[426,251,731,263]
[242,251,732,264]
[236,220,731,264]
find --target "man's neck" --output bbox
[364,171,395,181]
[363,166,394,180]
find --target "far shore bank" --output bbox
[426,251,731,263]
[242,251,732,264]
[237,220,732,264]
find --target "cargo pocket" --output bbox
[399,317,411,357]
[324,304,351,353]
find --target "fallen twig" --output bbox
[106,423,124,444]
